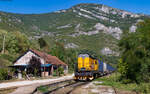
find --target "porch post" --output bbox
[51,65,54,76]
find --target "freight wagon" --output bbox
[74,53,115,81]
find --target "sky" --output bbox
[0,0,150,15]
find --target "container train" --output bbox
[74,53,115,81]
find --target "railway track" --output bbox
[33,79,89,94]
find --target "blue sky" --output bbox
[0,0,149,15]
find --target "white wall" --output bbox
[14,51,45,66]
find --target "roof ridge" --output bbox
[29,49,67,66]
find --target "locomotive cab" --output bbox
[74,54,99,81]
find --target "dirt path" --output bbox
[71,81,116,94]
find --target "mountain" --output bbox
[0,3,149,56]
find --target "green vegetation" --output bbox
[110,19,150,93]
[93,19,150,94]
[0,3,147,60]
[118,19,150,83]
[0,3,147,73]
[0,3,149,85]
[38,38,47,48]
[57,67,64,76]
[0,68,8,80]
[0,29,79,80]
[49,42,78,72]
[0,3,146,34]
[28,56,42,76]
[0,88,16,94]
[95,73,137,91]
[0,29,31,54]
[0,29,32,80]
[95,73,150,94]
[37,86,49,93]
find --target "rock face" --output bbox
[101,47,113,55]
[70,23,122,39]
[57,24,72,29]
[94,23,122,39]
[101,47,119,56]
[65,43,79,49]
[130,25,137,33]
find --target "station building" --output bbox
[11,49,68,79]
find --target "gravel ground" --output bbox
[79,81,116,94]
[71,81,136,94]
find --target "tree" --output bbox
[65,49,78,72]
[50,42,66,62]
[14,31,30,53]
[28,56,41,76]
[118,19,150,83]
[49,42,78,72]
[5,31,30,54]
[38,38,47,48]
[0,29,7,54]
[58,67,64,76]
[79,49,97,58]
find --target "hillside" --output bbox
[0,3,149,58]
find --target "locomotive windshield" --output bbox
[78,54,89,58]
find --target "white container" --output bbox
[18,72,22,79]
[103,63,107,72]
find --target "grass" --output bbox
[95,73,150,94]
[37,86,49,92]
[0,88,16,94]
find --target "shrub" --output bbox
[52,70,57,76]
[0,54,16,62]
[134,83,150,94]
[58,67,64,76]
[0,68,8,80]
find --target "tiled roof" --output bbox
[30,49,67,66]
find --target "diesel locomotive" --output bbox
[74,53,115,80]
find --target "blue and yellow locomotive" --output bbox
[74,53,115,80]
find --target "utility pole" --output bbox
[43,53,47,77]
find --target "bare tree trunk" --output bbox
[1,35,5,54]
[57,66,58,76]
[43,53,47,77]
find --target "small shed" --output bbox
[11,49,68,79]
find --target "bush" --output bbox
[52,70,57,76]
[121,79,132,84]
[134,83,150,94]
[58,67,64,76]
[0,68,8,80]
[95,73,150,93]
[0,54,16,62]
